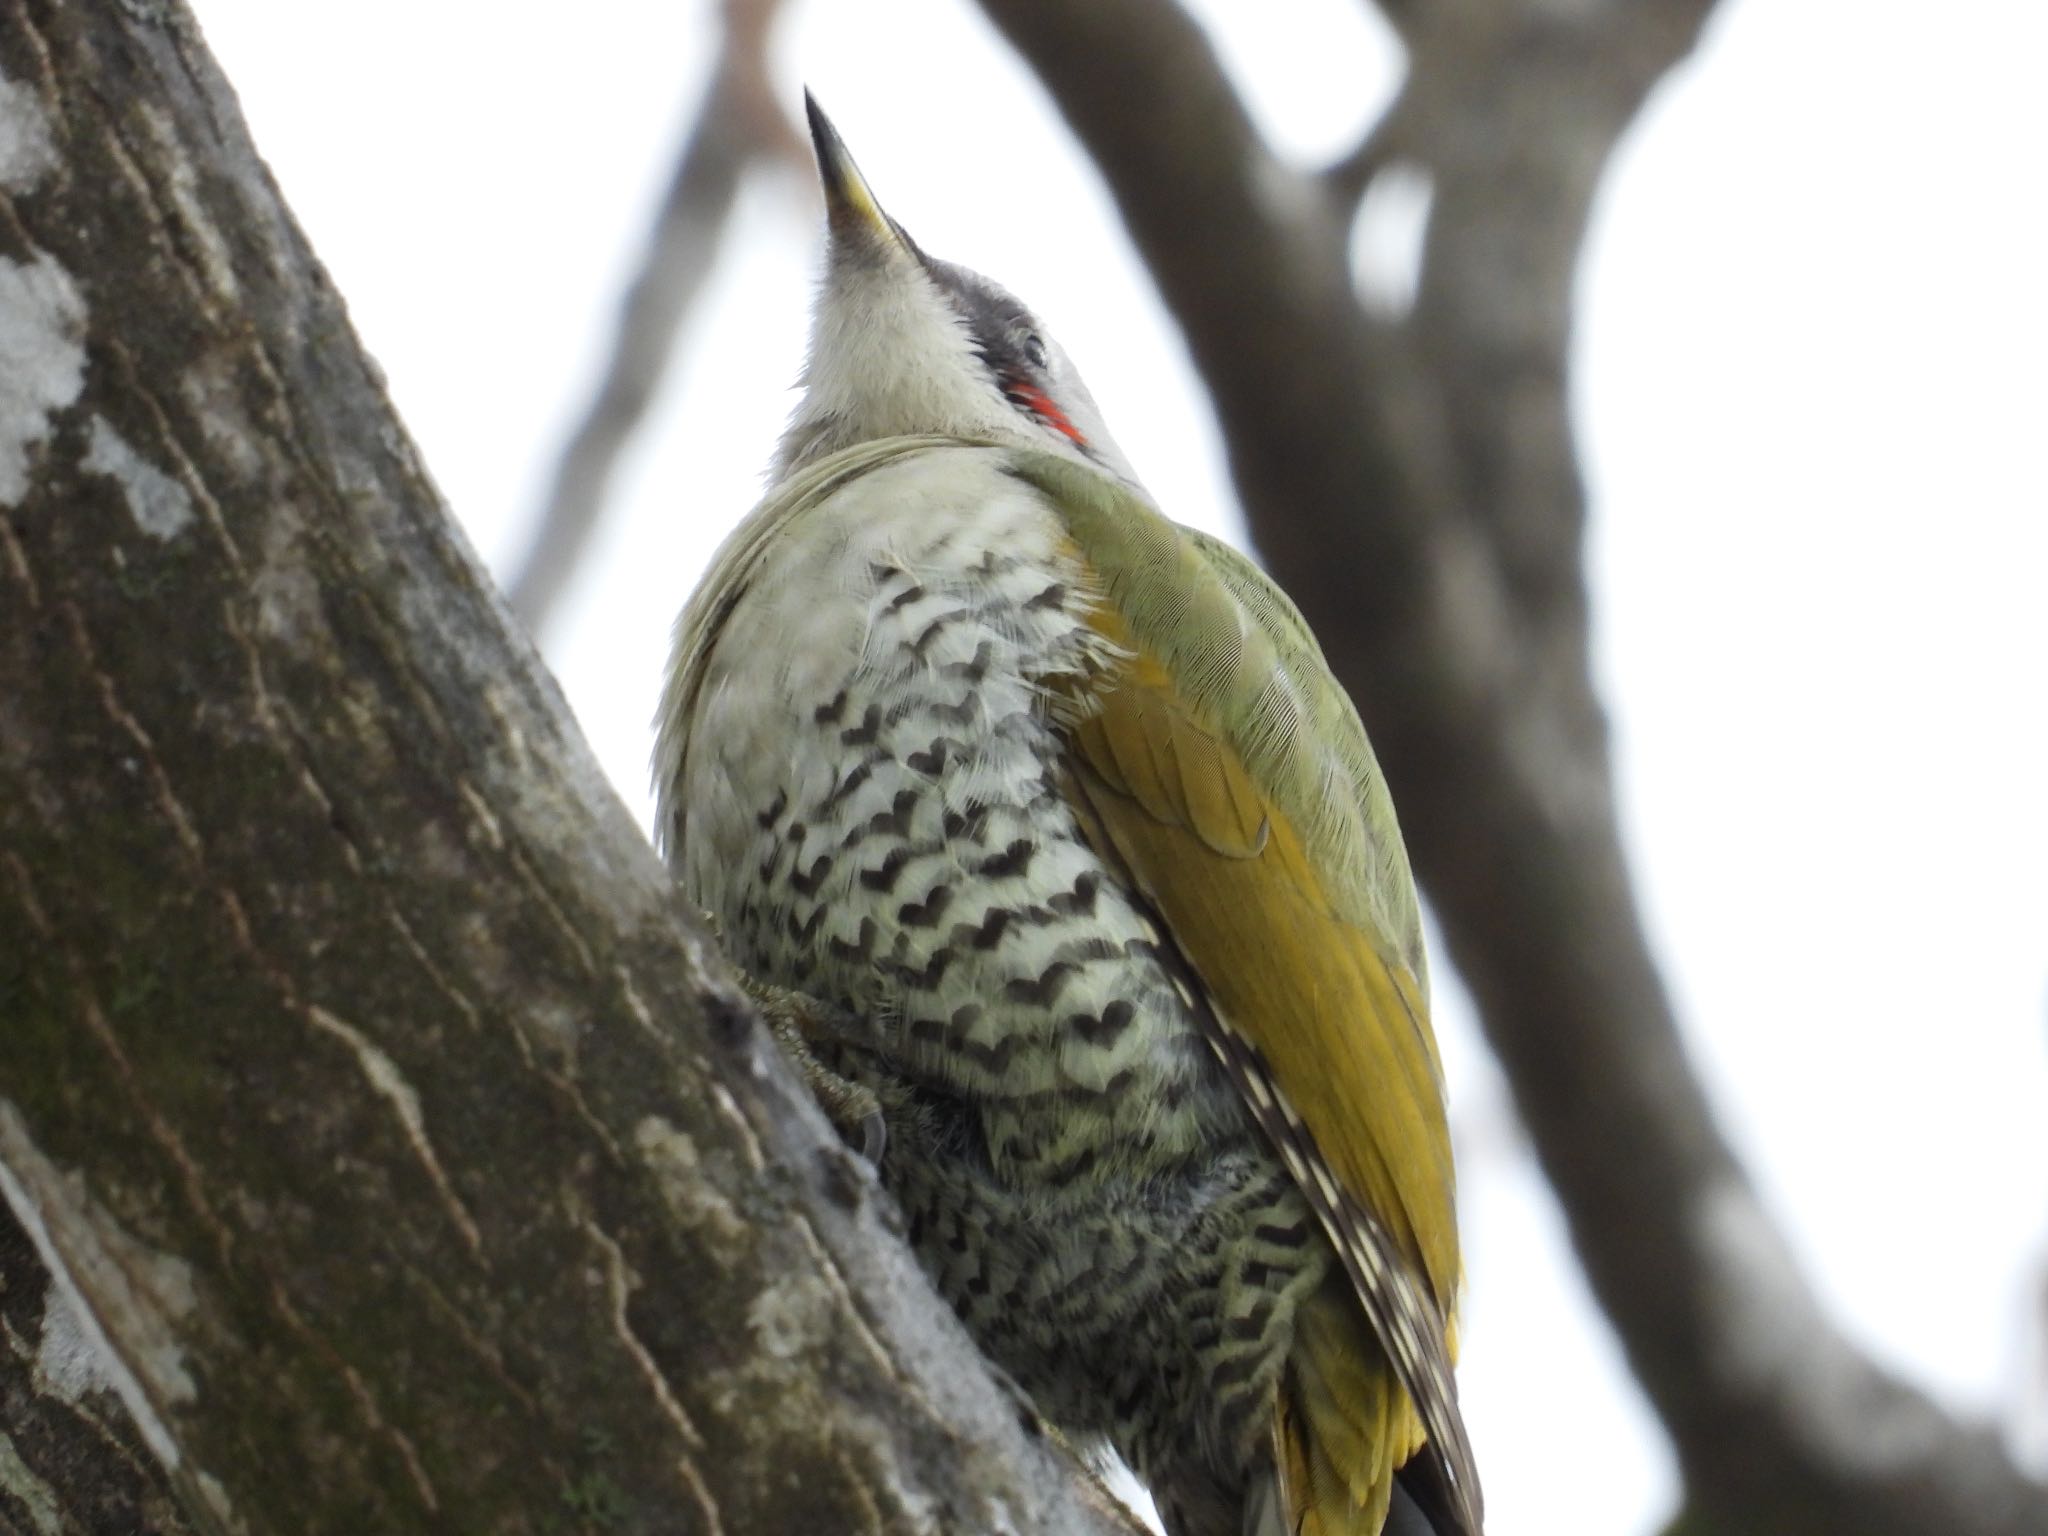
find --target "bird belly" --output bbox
[675,449,1326,1510]
[679,451,1236,1163]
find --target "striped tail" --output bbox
[1271,1277,1430,1535]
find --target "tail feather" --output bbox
[1274,1279,1425,1534]
[1384,1480,1452,1536]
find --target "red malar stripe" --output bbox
[1008,381,1088,447]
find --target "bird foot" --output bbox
[762,1007,886,1165]
[702,912,885,1164]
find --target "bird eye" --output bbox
[1021,332,1049,371]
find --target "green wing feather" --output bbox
[1007,450,1479,1535]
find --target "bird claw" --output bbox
[742,976,888,1168]
[858,1105,888,1166]
[804,1059,886,1168]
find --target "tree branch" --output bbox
[975,0,2048,1531]
[1319,81,1410,211]
[504,0,803,637]
[0,3,1139,1530]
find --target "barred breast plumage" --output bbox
[665,445,1329,1512]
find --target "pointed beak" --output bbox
[805,92,907,257]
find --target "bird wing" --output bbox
[1011,451,1481,1534]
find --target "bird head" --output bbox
[774,95,1137,486]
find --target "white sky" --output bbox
[195,2,2048,1529]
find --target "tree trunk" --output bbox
[0,4,1135,1532]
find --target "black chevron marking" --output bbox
[1049,870,1101,916]
[941,640,994,683]
[822,758,875,811]
[950,1031,1021,1075]
[1252,1218,1312,1248]
[942,692,986,726]
[1013,901,1059,929]
[887,948,955,990]
[1042,1144,1098,1188]
[974,839,1035,879]
[883,581,927,613]
[941,804,993,843]
[1072,999,1136,1047]
[968,548,1023,580]
[841,702,883,746]
[911,610,968,656]
[828,917,877,963]
[858,846,914,893]
[898,882,954,928]
[1024,581,1068,612]
[867,790,917,837]
[952,907,1017,952]
[789,853,833,898]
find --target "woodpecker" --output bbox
[655,96,1481,1536]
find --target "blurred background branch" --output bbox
[504,0,804,635]
[972,2,2047,1531]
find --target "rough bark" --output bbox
[974,0,2048,1532]
[0,4,1139,1532]
[1,1200,198,1535]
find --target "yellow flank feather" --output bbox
[1279,1278,1432,1533]
[1066,633,1474,1531]
[1069,647,1457,1297]
[1015,446,1482,1533]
